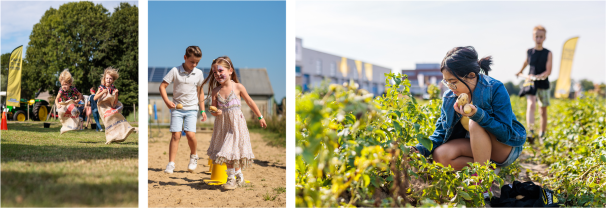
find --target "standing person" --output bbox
[516,25,553,142]
[412,46,526,198]
[88,88,102,132]
[83,93,91,129]
[203,56,267,190]
[161,46,208,174]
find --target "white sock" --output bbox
[168,161,175,166]
[226,168,236,179]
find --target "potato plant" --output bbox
[296,73,504,207]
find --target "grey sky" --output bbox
[297,1,605,84]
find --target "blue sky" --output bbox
[298,1,606,84]
[149,1,286,101]
[1,1,138,54]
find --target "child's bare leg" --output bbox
[526,95,536,131]
[185,131,197,155]
[539,106,547,133]
[169,132,181,162]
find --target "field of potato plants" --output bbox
[295,73,605,207]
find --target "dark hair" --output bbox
[185,46,202,58]
[440,46,492,101]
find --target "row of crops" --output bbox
[295,73,605,207]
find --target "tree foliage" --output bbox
[22,1,138,107]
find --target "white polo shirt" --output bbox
[162,64,204,110]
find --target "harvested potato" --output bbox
[464,104,472,114]
[209,106,218,112]
[176,103,183,109]
[457,93,469,106]
[516,195,525,200]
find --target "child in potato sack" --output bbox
[55,69,84,134]
[94,67,135,144]
[202,56,267,190]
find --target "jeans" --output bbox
[92,109,102,131]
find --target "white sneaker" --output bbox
[165,162,175,174]
[187,155,198,172]
[235,171,244,186]
[223,177,237,190]
[100,129,104,132]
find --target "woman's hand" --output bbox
[259,118,267,128]
[454,102,477,117]
[215,109,222,116]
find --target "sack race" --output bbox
[97,91,135,144]
[57,100,82,135]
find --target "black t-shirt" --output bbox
[527,48,550,89]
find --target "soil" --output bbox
[148,128,286,207]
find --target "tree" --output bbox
[106,3,138,108]
[503,81,520,96]
[22,2,138,108]
[24,1,110,99]
[580,79,595,91]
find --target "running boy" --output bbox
[516,25,552,143]
[161,46,208,174]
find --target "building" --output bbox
[296,38,392,96]
[401,63,446,96]
[148,67,274,125]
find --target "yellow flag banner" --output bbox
[7,45,23,107]
[355,60,362,79]
[339,57,348,77]
[555,37,579,98]
[364,63,373,81]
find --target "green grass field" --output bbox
[1,121,138,207]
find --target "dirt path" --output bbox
[148,128,286,207]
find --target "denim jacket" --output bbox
[415,74,526,157]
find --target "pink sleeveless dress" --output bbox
[207,83,255,169]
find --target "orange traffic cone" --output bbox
[1,111,8,130]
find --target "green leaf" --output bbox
[392,120,402,134]
[416,134,433,151]
[600,155,606,163]
[459,191,472,200]
[395,77,402,86]
[374,129,386,139]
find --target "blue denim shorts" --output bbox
[169,109,197,133]
[465,132,523,167]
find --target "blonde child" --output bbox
[94,67,135,144]
[55,69,84,106]
[202,56,267,190]
[55,69,84,134]
[515,25,553,142]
